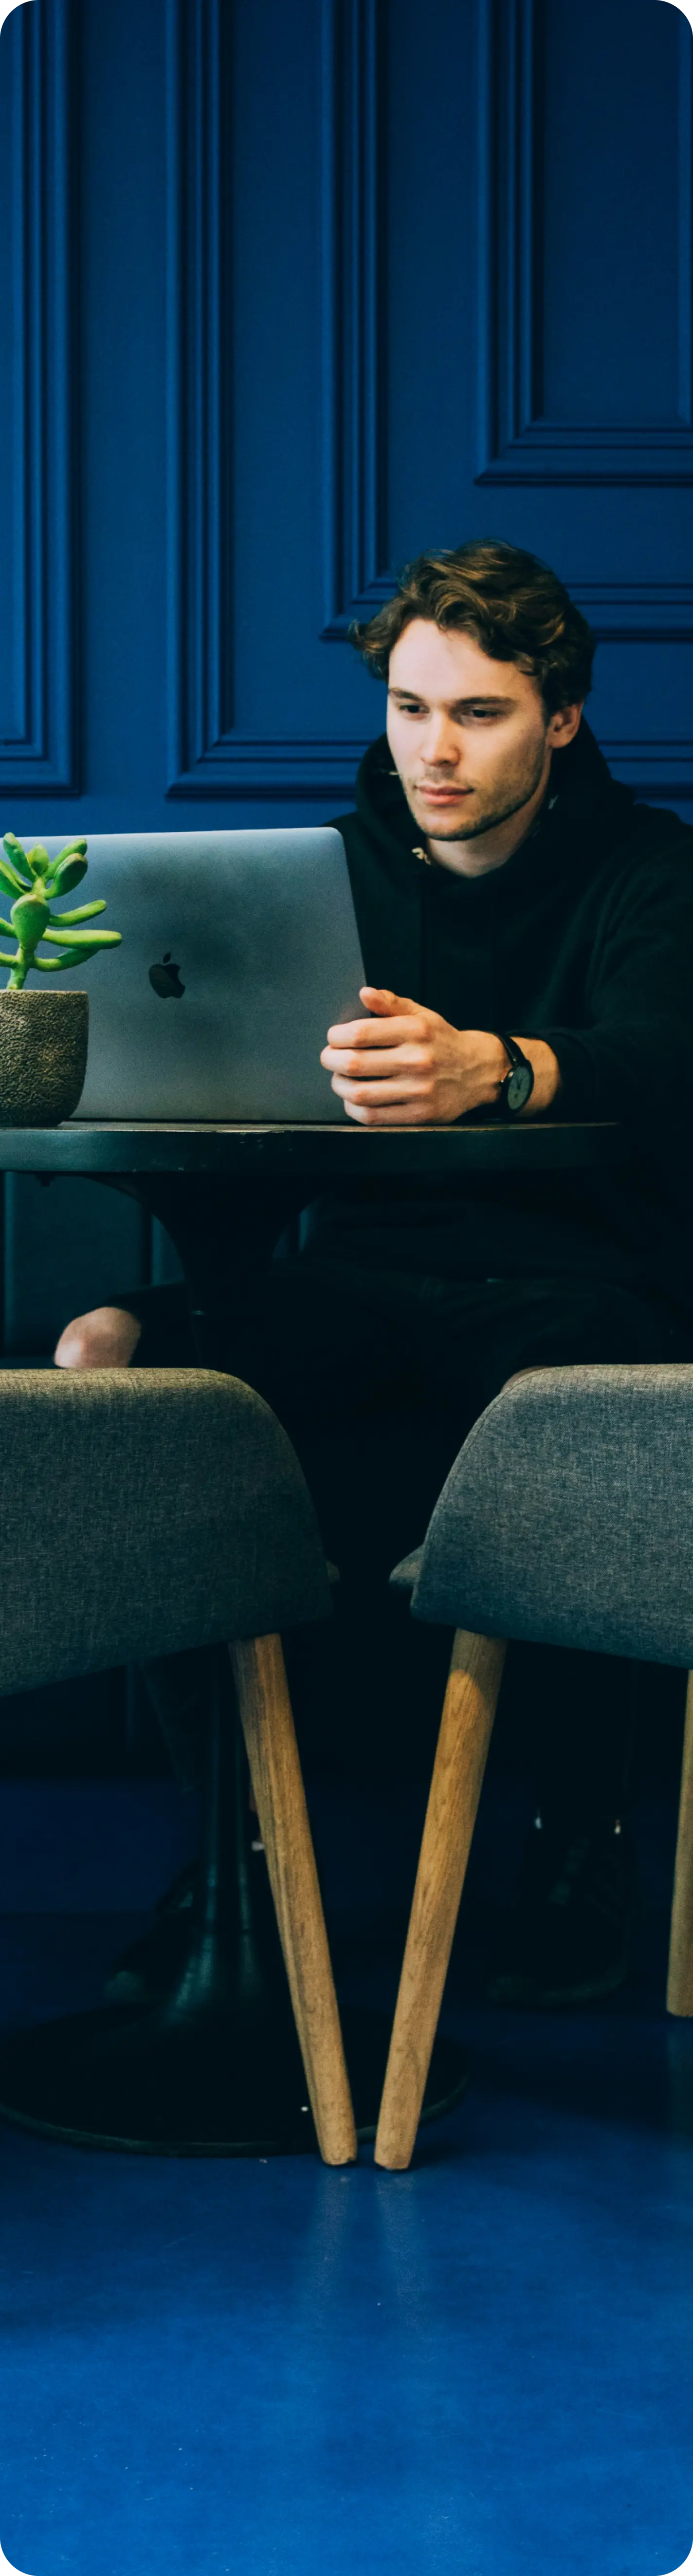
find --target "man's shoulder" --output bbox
[602,794,693,885]
[593,801,693,952]
[628,796,693,848]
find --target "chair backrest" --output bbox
[407,1364,693,1665]
[0,1369,331,1695]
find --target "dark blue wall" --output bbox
[0,0,691,1353]
[1,0,692,833]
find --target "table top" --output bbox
[0,1120,624,1177]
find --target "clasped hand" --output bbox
[320,986,509,1126]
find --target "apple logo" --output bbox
[148,951,185,1000]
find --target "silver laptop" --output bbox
[32,828,368,1122]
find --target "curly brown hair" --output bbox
[350,539,594,716]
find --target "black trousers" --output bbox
[114,1242,684,1812]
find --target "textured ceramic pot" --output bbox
[0,989,89,1126]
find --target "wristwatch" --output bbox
[495,1032,534,1116]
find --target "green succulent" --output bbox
[0,834,121,990]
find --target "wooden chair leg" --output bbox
[229,1634,358,2166]
[375,1628,507,2171]
[667,1669,693,2017]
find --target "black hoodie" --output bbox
[322,719,693,1318]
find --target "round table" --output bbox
[0,1116,626,1379]
[0,1114,623,1177]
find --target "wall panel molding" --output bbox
[0,0,76,795]
[593,747,693,798]
[475,0,693,485]
[165,0,377,801]
[164,0,693,800]
[568,586,693,640]
[319,0,392,638]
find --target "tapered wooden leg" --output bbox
[229,1634,357,2165]
[667,1670,693,2017]
[375,1628,507,2171]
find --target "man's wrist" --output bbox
[452,1030,561,1119]
[510,1037,562,1114]
[478,1034,511,1106]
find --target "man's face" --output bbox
[386,620,580,848]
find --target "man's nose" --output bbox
[420,714,460,767]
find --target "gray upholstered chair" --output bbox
[375,1364,693,2171]
[0,1367,357,2167]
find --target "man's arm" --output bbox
[320,987,562,1126]
[529,846,693,1127]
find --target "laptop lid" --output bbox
[27,828,368,1122]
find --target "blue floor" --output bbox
[0,1785,692,2576]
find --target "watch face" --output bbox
[506,1062,534,1112]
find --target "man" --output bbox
[56,540,693,2005]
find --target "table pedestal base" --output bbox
[0,2001,466,2156]
[0,1659,467,2156]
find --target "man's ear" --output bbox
[547,700,584,750]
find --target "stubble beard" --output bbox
[403,736,549,843]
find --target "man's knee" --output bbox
[54,1306,143,1369]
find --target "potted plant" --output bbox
[0,833,121,1125]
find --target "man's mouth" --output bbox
[415,784,473,802]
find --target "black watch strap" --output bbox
[496,1032,535,1116]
